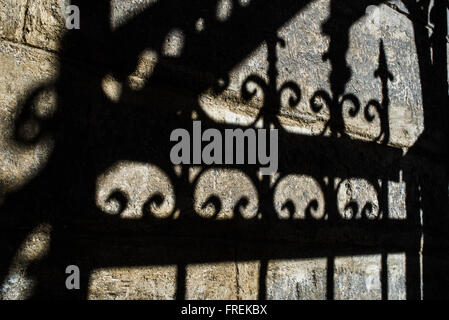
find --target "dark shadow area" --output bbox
[0,0,447,300]
[401,0,449,299]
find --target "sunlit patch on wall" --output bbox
[186,262,239,300]
[388,171,407,220]
[334,254,382,300]
[96,161,175,219]
[238,0,251,7]
[88,265,177,300]
[334,253,406,300]
[198,92,260,126]
[266,258,327,300]
[386,253,406,300]
[101,73,122,103]
[275,0,331,133]
[127,49,158,91]
[0,224,51,300]
[188,166,202,184]
[273,175,325,220]
[0,89,55,195]
[197,43,267,126]
[162,28,185,58]
[16,86,58,142]
[216,0,233,22]
[195,18,205,33]
[346,3,424,147]
[337,178,379,220]
[193,168,258,219]
[110,0,159,30]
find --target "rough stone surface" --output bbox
[0,0,27,42]
[186,263,239,300]
[0,0,439,300]
[24,0,67,52]
[88,266,177,300]
[0,224,52,300]
[334,254,406,300]
[19,1,424,149]
[110,0,158,30]
[0,41,58,195]
[267,259,327,300]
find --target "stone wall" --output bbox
[0,0,447,300]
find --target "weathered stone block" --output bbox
[334,254,405,300]
[236,261,260,300]
[0,0,27,42]
[186,262,238,300]
[266,259,327,300]
[88,266,177,300]
[24,0,67,51]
